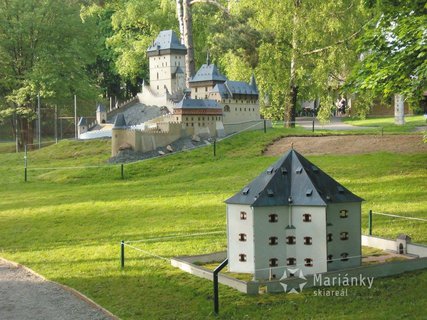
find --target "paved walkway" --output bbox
[296,116,372,131]
[0,258,116,320]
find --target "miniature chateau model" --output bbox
[77,30,265,156]
[225,149,363,280]
[170,149,427,294]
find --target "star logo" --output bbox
[279,268,307,294]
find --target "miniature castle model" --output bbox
[146,30,187,96]
[79,29,266,153]
[225,149,363,280]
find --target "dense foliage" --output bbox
[0,0,424,141]
[347,0,427,110]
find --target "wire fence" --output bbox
[367,210,427,236]
[21,120,269,182]
[120,231,227,267]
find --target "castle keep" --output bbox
[79,30,266,155]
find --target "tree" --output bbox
[346,0,427,109]
[211,0,369,125]
[176,0,230,86]
[95,0,176,89]
[0,0,98,147]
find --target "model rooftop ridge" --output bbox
[225,149,363,207]
[147,30,186,53]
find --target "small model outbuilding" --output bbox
[225,149,363,280]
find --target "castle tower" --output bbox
[147,30,187,95]
[96,104,107,124]
[189,52,227,99]
[77,117,88,138]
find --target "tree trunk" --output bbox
[176,0,185,44]
[394,94,405,125]
[19,116,35,149]
[183,0,196,87]
[287,85,297,126]
[285,2,300,128]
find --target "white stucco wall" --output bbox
[251,205,327,280]
[149,54,186,95]
[291,206,327,276]
[326,202,362,271]
[208,93,260,124]
[227,204,255,274]
[253,206,289,280]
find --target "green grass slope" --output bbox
[0,128,426,320]
[343,115,426,133]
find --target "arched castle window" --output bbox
[224,105,230,112]
[157,72,159,80]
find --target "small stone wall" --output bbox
[171,252,259,295]
[112,123,185,156]
[171,235,427,295]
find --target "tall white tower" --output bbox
[147,30,187,95]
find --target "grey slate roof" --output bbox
[78,117,87,126]
[147,30,186,53]
[96,104,106,113]
[189,63,227,83]
[397,234,411,240]
[225,149,363,207]
[173,66,184,75]
[212,80,259,98]
[175,98,221,109]
[250,73,258,92]
[113,113,127,128]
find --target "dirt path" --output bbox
[264,135,427,156]
[0,258,117,320]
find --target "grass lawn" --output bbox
[0,141,16,154]
[343,115,426,133]
[0,127,426,319]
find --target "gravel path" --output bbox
[264,135,427,156]
[0,258,117,320]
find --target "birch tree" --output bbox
[213,0,369,124]
[177,0,229,86]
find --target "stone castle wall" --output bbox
[112,122,187,156]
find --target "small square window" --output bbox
[304,237,312,245]
[340,232,349,240]
[239,254,247,262]
[305,258,313,267]
[327,254,333,263]
[240,211,247,220]
[340,210,348,218]
[269,214,278,223]
[303,214,311,222]
[269,258,278,267]
[239,233,247,242]
[327,233,333,242]
[287,257,296,266]
[269,236,278,245]
[341,253,349,261]
[286,236,296,245]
